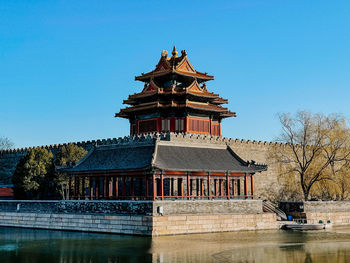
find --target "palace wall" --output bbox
[0,200,277,236]
[0,133,282,199]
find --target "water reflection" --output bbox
[2,227,350,262]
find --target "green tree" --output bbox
[12,148,56,199]
[55,144,87,199]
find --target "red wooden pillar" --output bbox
[226,172,230,200]
[115,177,119,198]
[145,175,148,199]
[152,173,156,201]
[68,177,72,200]
[89,177,93,200]
[207,173,211,200]
[250,174,254,199]
[187,173,191,200]
[109,178,113,198]
[244,174,248,199]
[160,173,164,200]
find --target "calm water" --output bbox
[2,227,350,262]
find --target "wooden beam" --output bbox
[164,171,186,176]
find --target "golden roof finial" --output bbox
[172,46,178,57]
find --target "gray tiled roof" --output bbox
[153,144,266,173]
[63,141,266,174]
[65,144,155,173]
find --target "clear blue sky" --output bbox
[1,0,349,148]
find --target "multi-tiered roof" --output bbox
[116,47,235,119]
[116,47,236,136]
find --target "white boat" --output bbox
[283,223,326,230]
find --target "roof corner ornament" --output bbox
[181,50,187,56]
[172,46,178,57]
[161,50,168,57]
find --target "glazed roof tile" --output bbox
[63,141,266,174]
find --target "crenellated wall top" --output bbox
[0,132,291,155]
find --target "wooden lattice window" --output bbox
[138,119,157,134]
[188,118,210,133]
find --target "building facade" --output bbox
[62,47,267,200]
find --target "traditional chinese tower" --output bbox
[116,47,236,136]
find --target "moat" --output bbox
[2,226,350,262]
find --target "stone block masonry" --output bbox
[152,213,277,236]
[0,200,278,236]
[304,201,350,226]
[0,212,153,236]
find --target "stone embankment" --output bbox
[0,200,277,236]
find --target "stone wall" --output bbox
[0,200,153,215]
[305,212,350,225]
[0,200,277,236]
[152,213,277,236]
[0,200,262,215]
[304,201,350,213]
[152,200,262,215]
[0,212,152,235]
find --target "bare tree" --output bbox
[270,111,350,200]
[0,137,13,150]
